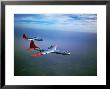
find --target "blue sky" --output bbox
[14,14,97,33]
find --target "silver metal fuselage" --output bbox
[41,45,70,55]
[27,38,43,41]
[42,46,56,54]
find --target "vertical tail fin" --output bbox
[23,34,28,40]
[54,44,57,50]
[30,40,39,50]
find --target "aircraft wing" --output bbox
[52,50,70,55]
[33,37,43,41]
[32,52,43,56]
[35,48,45,52]
[31,50,47,56]
[34,38,43,41]
[31,48,47,56]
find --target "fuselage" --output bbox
[27,38,43,41]
[41,45,70,55]
[31,45,70,56]
[42,45,56,54]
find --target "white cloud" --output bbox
[15,14,97,33]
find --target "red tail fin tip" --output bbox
[23,34,27,39]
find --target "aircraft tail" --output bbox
[30,40,39,50]
[23,34,28,40]
[54,44,57,50]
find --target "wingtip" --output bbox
[31,53,43,56]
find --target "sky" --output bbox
[14,14,97,76]
[14,14,97,33]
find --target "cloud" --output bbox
[14,14,97,33]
